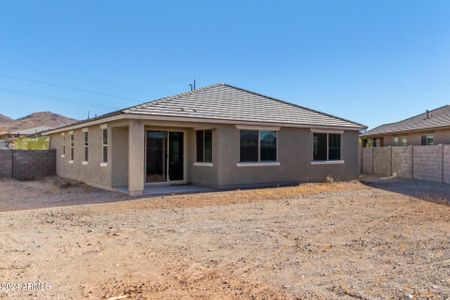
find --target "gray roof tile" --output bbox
[123,83,365,129]
[361,105,450,136]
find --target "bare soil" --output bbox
[0,177,449,299]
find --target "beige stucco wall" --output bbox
[50,118,361,192]
[188,128,220,187]
[50,125,113,190]
[111,127,129,187]
[217,126,359,187]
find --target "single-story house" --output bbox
[361,105,450,147]
[45,83,366,195]
[0,126,52,140]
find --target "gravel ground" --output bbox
[0,177,127,212]
[0,177,449,299]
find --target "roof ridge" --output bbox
[221,83,366,129]
[124,82,225,111]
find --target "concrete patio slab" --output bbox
[116,184,216,197]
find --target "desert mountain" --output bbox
[0,112,77,132]
[0,114,13,124]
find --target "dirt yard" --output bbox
[0,177,449,299]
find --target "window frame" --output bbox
[82,129,89,165]
[101,127,108,166]
[194,129,213,165]
[393,136,399,146]
[69,131,74,163]
[400,135,408,146]
[61,132,66,158]
[311,131,344,164]
[238,130,278,164]
[421,134,434,146]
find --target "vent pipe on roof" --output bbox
[189,79,196,91]
[426,109,430,119]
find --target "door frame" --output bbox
[144,128,187,186]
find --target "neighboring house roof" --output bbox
[10,126,53,136]
[361,105,450,137]
[46,83,366,134]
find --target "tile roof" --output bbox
[361,105,450,137]
[122,83,365,129]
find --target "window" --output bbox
[62,134,66,156]
[70,133,74,161]
[196,130,212,163]
[373,137,384,147]
[393,136,399,146]
[401,135,407,146]
[260,131,277,161]
[421,134,434,145]
[102,128,108,163]
[240,130,277,162]
[313,133,341,161]
[83,131,89,162]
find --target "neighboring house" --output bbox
[44,83,366,195]
[9,126,53,138]
[0,126,53,140]
[361,105,450,147]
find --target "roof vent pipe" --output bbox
[426,109,430,119]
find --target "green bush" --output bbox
[13,137,49,150]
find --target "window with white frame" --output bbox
[313,133,341,161]
[393,136,399,146]
[401,135,407,146]
[62,133,66,156]
[196,130,212,163]
[83,131,89,162]
[70,133,74,161]
[421,134,434,145]
[102,128,108,163]
[240,130,277,162]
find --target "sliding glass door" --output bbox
[146,130,184,183]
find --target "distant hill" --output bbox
[0,112,77,132]
[0,114,13,124]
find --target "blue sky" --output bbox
[1,1,450,129]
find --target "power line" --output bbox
[0,72,136,102]
[0,87,120,110]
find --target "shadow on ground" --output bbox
[360,175,450,205]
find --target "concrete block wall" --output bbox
[443,145,450,184]
[361,145,450,184]
[372,147,392,176]
[362,148,373,173]
[0,150,56,180]
[392,146,413,179]
[0,150,13,177]
[413,145,443,182]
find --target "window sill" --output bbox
[311,160,344,165]
[100,162,108,167]
[236,162,280,167]
[68,160,74,164]
[82,161,88,165]
[193,162,213,167]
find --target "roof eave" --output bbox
[360,124,450,137]
[44,112,366,135]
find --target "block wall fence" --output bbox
[360,145,450,184]
[0,150,56,180]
